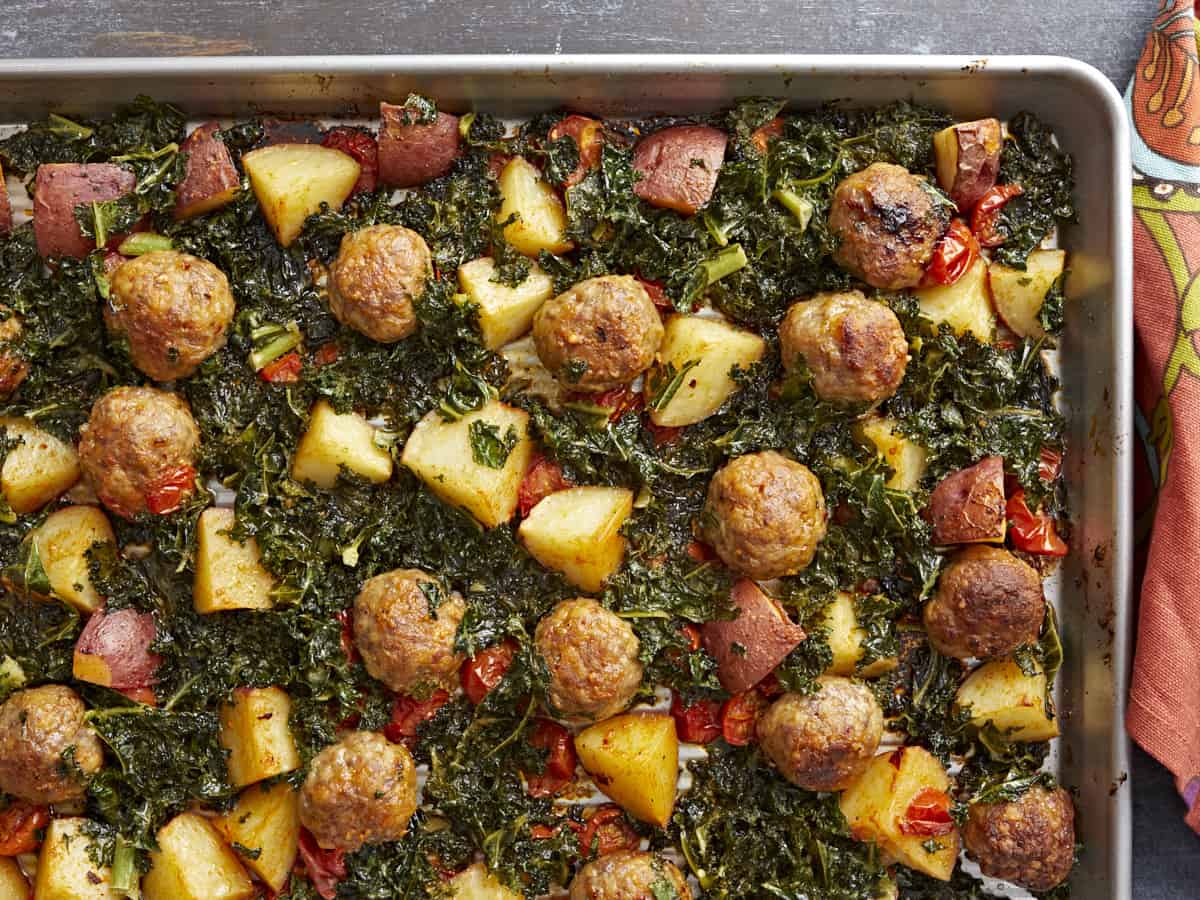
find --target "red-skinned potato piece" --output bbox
[73,606,162,691]
[632,125,728,215]
[702,579,806,694]
[548,115,604,187]
[378,102,460,188]
[33,163,136,258]
[933,119,1003,212]
[174,122,241,220]
[927,455,1007,545]
[0,161,11,236]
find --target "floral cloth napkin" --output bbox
[1129,0,1200,835]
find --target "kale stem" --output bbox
[164,672,201,711]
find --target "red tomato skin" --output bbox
[1039,447,1063,482]
[525,718,577,797]
[383,689,450,748]
[0,802,49,856]
[517,453,573,517]
[921,219,978,287]
[548,115,604,187]
[750,117,785,154]
[145,464,196,515]
[971,183,1024,247]
[720,692,764,746]
[321,127,379,194]
[899,786,955,837]
[259,351,303,384]
[461,639,518,705]
[670,690,722,744]
[576,805,640,858]
[297,828,347,900]
[1006,489,1069,557]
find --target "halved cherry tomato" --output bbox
[530,823,562,841]
[590,386,644,421]
[686,540,716,563]
[297,828,347,900]
[384,689,450,748]
[750,117,784,154]
[720,691,764,746]
[321,127,379,194]
[525,719,577,798]
[899,786,955,837]
[335,608,358,663]
[1039,447,1063,482]
[576,805,640,857]
[644,420,683,447]
[518,453,573,517]
[313,342,340,367]
[0,802,49,856]
[259,351,302,384]
[971,183,1024,248]
[681,623,703,652]
[145,465,196,515]
[921,219,979,287]
[462,639,518,705]
[1006,489,1068,557]
[548,115,604,187]
[670,690,721,744]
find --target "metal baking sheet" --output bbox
[0,54,1134,898]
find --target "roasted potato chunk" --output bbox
[33,163,136,258]
[575,713,679,827]
[242,143,360,247]
[933,119,1003,211]
[632,125,727,215]
[378,101,460,188]
[702,579,805,694]
[989,249,1066,340]
[927,455,1006,545]
[174,121,241,220]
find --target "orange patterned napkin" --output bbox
[1128,0,1200,833]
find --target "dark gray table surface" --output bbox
[3,1,1183,897]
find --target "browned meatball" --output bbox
[353,568,465,695]
[299,731,418,851]
[757,676,883,792]
[569,851,693,900]
[779,290,908,405]
[829,162,950,290]
[106,250,235,381]
[328,224,431,342]
[698,451,827,580]
[964,785,1075,891]
[78,386,199,520]
[924,546,1045,661]
[0,308,28,398]
[0,685,103,804]
[532,275,664,392]
[535,598,643,721]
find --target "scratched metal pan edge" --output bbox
[0,54,1133,898]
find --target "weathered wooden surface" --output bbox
[4,1,1187,897]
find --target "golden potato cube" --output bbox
[913,257,994,342]
[989,249,1067,340]
[839,747,961,882]
[142,812,254,900]
[955,659,1059,742]
[458,257,555,350]
[518,486,632,592]
[32,505,115,614]
[497,156,573,257]
[575,712,679,827]
[648,315,766,427]
[194,508,277,614]
[0,858,27,900]
[241,143,361,247]
[34,817,116,900]
[855,416,927,492]
[401,399,533,529]
[444,862,524,899]
[292,400,393,490]
[0,417,80,515]
[219,686,300,788]
[821,591,897,679]
[216,781,299,893]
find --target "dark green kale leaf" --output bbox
[468,420,518,469]
[993,111,1076,268]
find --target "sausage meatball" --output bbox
[829,162,950,290]
[299,731,418,851]
[757,676,883,792]
[698,451,827,580]
[328,224,432,343]
[924,546,1045,661]
[569,851,693,900]
[964,785,1076,891]
[532,275,664,392]
[352,568,465,694]
[106,250,235,381]
[779,290,908,405]
[535,597,643,721]
[78,386,200,520]
[0,307,29,398]
[0,685,103,804]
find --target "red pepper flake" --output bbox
[1006,489,1068,557]
[921,219,979,287]
[899,786,955,837]
[461,638,518,705]
[971,184,1024,248]
[383,689,450,749]
[145,464,196,515]
[259,351,303,384]
[321,127,379,194]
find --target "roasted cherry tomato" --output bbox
[756,672,784,699]
[686,540,716,563]
[670,690,722,744]
[518,453,573,517]
[1006,489,1068,557]
[720,691,764,746]
[921,219,978,287]
[971,183,1024,247]
[547,115,604,187]
[461,639,518,705]
[384,689,450,748]
[0,802,49,856]
[525,719,577,798]
[635,276,674,313]
[576,805,640,858]
[530,823,562,841]
[145,464,196,515]
[899,786,955,837]
[297,828,347,900]
[335,608,358,663]
[259,351,303,384]
[681,623,702,652]
[750,117,785,154]
[1039,446,1063,482]
[591,386,644,421]
[312,342,340,367]
[321,127,379,194]
[644,419,684,447]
